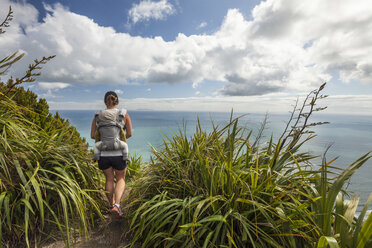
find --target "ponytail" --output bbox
[104,93,119,107]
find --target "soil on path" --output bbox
[42,188,139,248]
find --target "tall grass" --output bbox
[127,116,321,247]
[126,153,142,182]
[0,94,105,247]
[0,8,106,247]
[314,151,372,248]
[126,84,372,247]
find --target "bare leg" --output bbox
[114,168,126,205]
[103,167,115,206]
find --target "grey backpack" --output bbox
[95,109,126,151]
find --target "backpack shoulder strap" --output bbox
[94,110,101,126]
[117,109,127,127]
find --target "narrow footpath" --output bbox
[42,188,139,248]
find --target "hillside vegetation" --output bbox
[0,7,105,247]
[126,84,372,248]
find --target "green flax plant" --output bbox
[275,83,372,247]
[127,116,319,247]
[313,152,372,248]
[126,153,143,182]
[0,8,104,247]
[0,93,104,247]
[127,83,372,247]
[126,86,328,247]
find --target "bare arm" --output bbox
[90,117,96,139]
[124,113,132,139]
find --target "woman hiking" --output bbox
[90,91,132,217]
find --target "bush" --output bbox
[126,84,372,248]
[0,7,105,247]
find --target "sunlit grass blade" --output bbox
[317,236,340,248]
[354,193,372,246]
[356,208,372,248]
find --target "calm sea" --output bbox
[54,110,372,211]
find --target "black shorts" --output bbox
[98,156,127,171]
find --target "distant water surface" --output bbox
[54,110,372,211]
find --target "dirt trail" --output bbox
[43,216,134,248]
[72,215,134,248]
[42,189,139,248]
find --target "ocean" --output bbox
[55,110,372,211]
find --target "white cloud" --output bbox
[115,89,124,94]
[49,100,104,110]
[38,82,71,90]
[39,90,57,98]
[37,82,70,98]
[146,88,151,92]
[128,0,175,24]
[1,0,372,97]
[197,21,207,29]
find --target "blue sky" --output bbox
[1,0,372,114]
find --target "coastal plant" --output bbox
[0,93,105,247]
[126,83,372,247]
[127,116,321,247]
[0,8,105,247]
[313,153,372,248]
[283,86,372,247]
[126,153,142,182]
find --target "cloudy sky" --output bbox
[1,0,372,114]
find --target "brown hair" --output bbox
[104,91,119,107]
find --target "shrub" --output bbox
[126,84,372,248]
[0,7,104,247]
